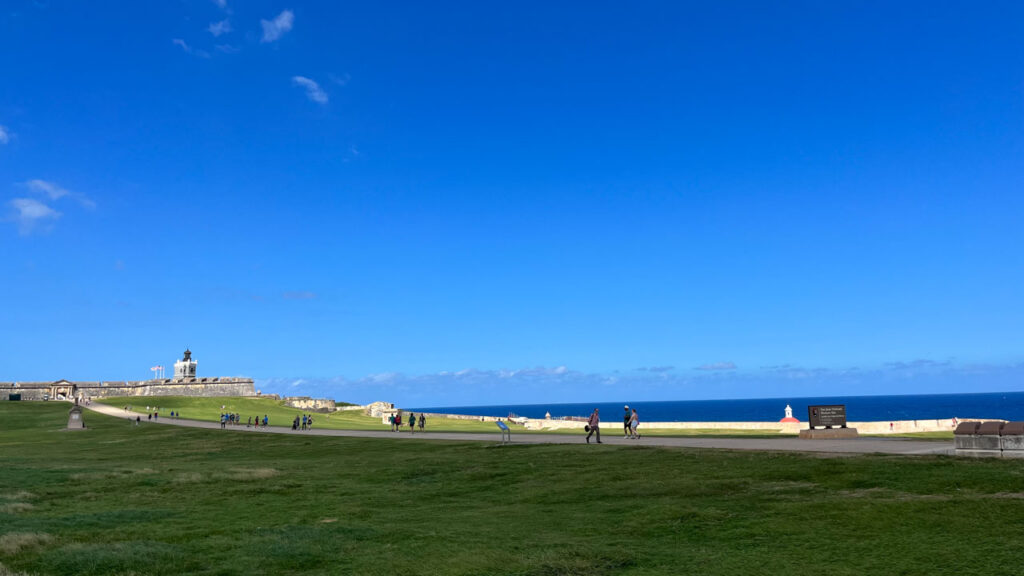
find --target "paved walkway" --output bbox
[84,403,954,456]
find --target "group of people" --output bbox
[220,413,269,429]
[292,414,315,430]
[584,405,640,443]
[388,412,426,432]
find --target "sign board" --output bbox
[807,405,847,429]
[8,394,21,401]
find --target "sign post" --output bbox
[800,404,859,439]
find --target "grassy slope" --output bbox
[95,397,797,437]
[3,402,1022,576]
[97,396,502,433]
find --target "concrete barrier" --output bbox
[955,421,1024,458]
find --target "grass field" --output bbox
[97,396,502,433]
[2,401,1022,576]
[94,397,799,438]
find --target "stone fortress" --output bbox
[1,349,254,402]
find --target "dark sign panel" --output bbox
[807,405,847,429]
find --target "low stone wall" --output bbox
[522,417,964,435]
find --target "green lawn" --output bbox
[94,397,797,438]
[97,393,798,434]
[2,402,1022,576]
[96,396,504,433]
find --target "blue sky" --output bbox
[2,1,1023,406]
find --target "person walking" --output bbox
[629,408,640,439]
[307,415,314,430]
[388,413,395,431]
[408,413,416,434]
[623,405,631,438]
[395,413,402,431]
[586,408,602,444]
[418,413,425,431]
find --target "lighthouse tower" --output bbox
[173,349,198,380]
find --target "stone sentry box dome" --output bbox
[173,348,198,380]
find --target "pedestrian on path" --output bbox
[629,408,640,439]
[623,405,631,438]
[418,413,425,431]
[586,408,602,444]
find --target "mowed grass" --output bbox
[95,397,795,438]
[2,402,1024,576]
[97,396,503,433]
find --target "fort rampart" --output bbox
[1,378,254,401]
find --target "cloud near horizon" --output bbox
[291,76,327,104]
[0,125,10,144]
[254,359,1024,408]
[694,362,737,371]
[261,10,294,43]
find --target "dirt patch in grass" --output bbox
[171,472,204,484]
[0,504,34,515]
[221,468,279,480]
[69,468,157,481]
[0,533,52,556]
[0,561,35,576]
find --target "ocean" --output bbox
[409,391,1024,422]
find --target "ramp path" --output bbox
[84,403,953,456]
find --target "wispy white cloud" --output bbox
[212,0,228,10]
[255,358,1024,408]
[328,72,350,86]
[0,125,10,144]
[637,365,674,372]
[26,178,68,200]
[25,179,95,209]
[208,19,231,37]
[172,38,210,58]
[291,76,328,104]
[694,362,737,371]
[215,44,240,54]
[261,9,294,43]
[8,198,60,235]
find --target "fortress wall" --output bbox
[0,379,255,400]
[78,379,255,399]
[283,396,336,412]
[0,384,51,401]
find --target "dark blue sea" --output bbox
[410,391,1024,422]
